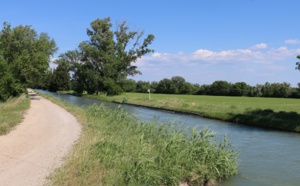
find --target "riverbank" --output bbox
[81,92,300,133]
[39,92,238,186]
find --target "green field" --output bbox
[85,93,300,132]
[0,94,30,135]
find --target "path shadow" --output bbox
[230,109,300,132]
[29,92,40,100]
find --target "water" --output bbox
[37,90,300,186]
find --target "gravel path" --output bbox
[0,90,81,186]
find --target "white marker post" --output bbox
[147,89,151,100]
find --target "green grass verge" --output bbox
[0,94,30,135]
[84,93,300,132]
[39,93,238,186]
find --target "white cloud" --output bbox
[134,43,300,87]
[285,39,300,44]
[267,47,300,61]
[251,43,268,49]
[137,44,300,68]
[50,58,58,62]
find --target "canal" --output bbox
[37,90,300,186]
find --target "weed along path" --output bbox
[0,89,81,186]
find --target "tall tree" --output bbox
[72,63,100,94]
[0,22,57,87]
[48,61,71,92]
[208,81,232,96]
[78,17,155,95]
[56,50,81,71]
[230,82,251,96]
[156,78,172,94]
[136,80,150,93]
[171,76,186,94]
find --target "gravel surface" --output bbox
[0,90,81,186]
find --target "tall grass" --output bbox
[48,97,238,185]
[0,94,30,135]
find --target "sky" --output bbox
[1,0,300,86]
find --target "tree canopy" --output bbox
[48,61,71,92]
[0,22,57,101]
[57,17,155,95]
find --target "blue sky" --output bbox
[1,0,300,86]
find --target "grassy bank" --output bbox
[0,94,30,135]
[84,93,300,132]
[39,93,238,186]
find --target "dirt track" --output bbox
[0,90,81,186]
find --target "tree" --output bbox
[156,78,172,94]
[150,81,158,93]
[72,63,100,94]
[180,82,195,94]
[48,61,71,92]
[136,80,150,93]
[296,55,300,71]
[230,82,251,96]
[120,79,136,92]
[56,50,81,71]
[0,56,24,101]
[208,81,232,96]
[171,76,186,93]
[78,17,155,95]
[261,82,292,98]
[197,84,211,95]
[282,82,292,97]
[0,22,57,87]
[249,84,263,97]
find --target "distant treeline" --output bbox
[120,76,300,98]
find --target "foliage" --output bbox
[0,94,30,135]
[208,81,232,96]
[150,81,159,92]
[0,22,56,101]
[261,82,292,98]
[156,78,173,94]
[58,17,154,95]
[136,80,150,93]
[72,63,99,94]
[0,57,25,101]
[0,22,57,87]
[230,82,251,96]
[48,61,71,92]
[120,79,137,92]
[56,50,81,71]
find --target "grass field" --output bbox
[0,94,30,135]
[40,93,238,186]
[85,93,300,132]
